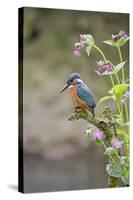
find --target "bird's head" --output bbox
[60,72,83,93]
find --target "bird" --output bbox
[60,72,96,116]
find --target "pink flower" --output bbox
[92,128,103,141]
[121,99,125,104]
[121,90,129,104]
[119,30,128,38]
[95,60,113,76]
[112,139,123,149]
[80,37,85,48]
[73,49,81,57]
[112,34,120,41]
[73,35,86,57]
[123,90,129,98]
[95,70,100,75]
[112,31,128,42]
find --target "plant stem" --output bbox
[117,46,129,128]
[124,101,129,154]
[101,141,120,169]
[117,46,123,62]
[110,75,122,118]
[93,44,106,60]
[117,46,124,82]
[110,75,115,86]
[120,103,124,127]
[116,74,121,84]
[94,44,122,123]
[102,141,128,177]
[125,102,129,122]
[117,47,126,127]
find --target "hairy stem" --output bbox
[117,46,124,81]
[124,102,129,122]
[93,44,106,60]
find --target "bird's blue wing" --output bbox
[77,83,96,107]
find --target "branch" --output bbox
[68,107,116,142]
[68,106,119,187]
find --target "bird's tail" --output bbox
[91,107,95,117]
[88,106,95,117]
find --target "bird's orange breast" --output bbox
[70,86,89,110]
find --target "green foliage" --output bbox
[104,147,117,156]
[95,140,103,146]
[73,31,129,187]
[106,164,121,178]
[106,163,129,185]
[98,95,114,104]
[121,175,129,185]
[113,84,128,101]
[98,82,128,105]
[113,62,126,74]
[117,129,129,141]
[103,39,116,46]
[85,45,93,56]
[99,71,114,76]
[86,124,96,139]
[103,37,129,48]
[108,84,128,103]
[117,37,129,48]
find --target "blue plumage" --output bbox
[77,83,96,108]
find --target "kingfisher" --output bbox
[60,72,96,116]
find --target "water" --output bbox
[24,147,108,193]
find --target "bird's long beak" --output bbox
[60,83,70,93]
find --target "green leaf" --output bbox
[116,128,129,140]
[85,44,93,56]
[108,87,114,95]
[99,70,114,76]
[104,147,117,156]
[95,139,102,147]
[114,61,126,74]
[116,128,127,135]
[121,175,129,185]
[103,36,129,48]
[98,96,114,105]
[86,128,93,138]
[103,39,116,46]
[86,124,96,139]
[117,37,129,48]
[84,34,94,56]
[106,164,121,178]
[108,84,128,102]
[113,84,129,101]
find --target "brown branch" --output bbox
[68,106,119,187]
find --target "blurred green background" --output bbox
[22,7,129,193]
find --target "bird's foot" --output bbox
[74,106,85,113]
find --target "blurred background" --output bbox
[22,7,129,193]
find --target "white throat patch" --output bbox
[76,79,83,83]
[68,85,74,88]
